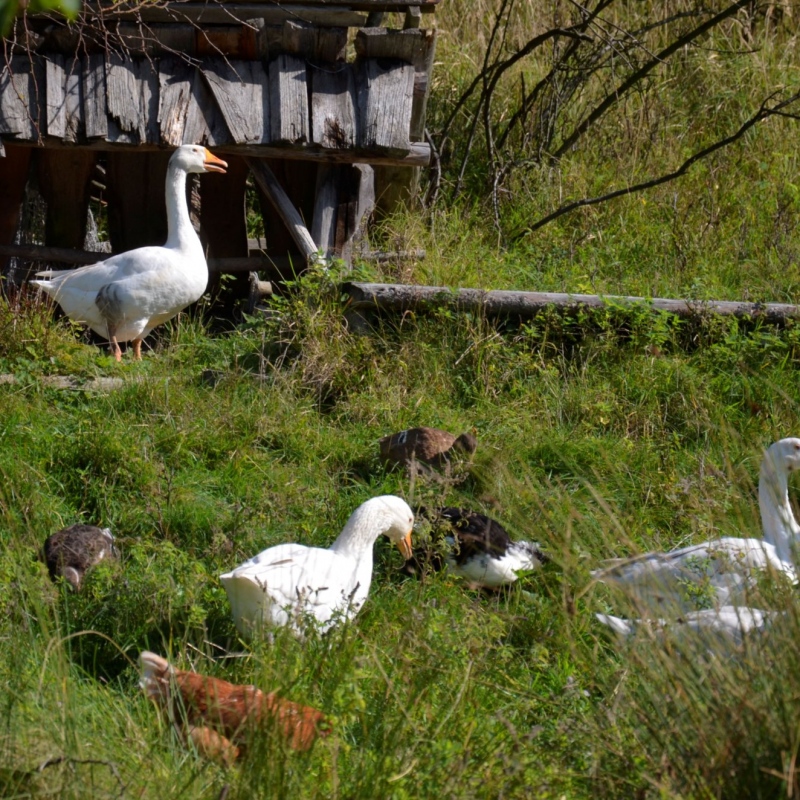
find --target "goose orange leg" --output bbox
[132,338,143,360]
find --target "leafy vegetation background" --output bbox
[3,1,800,797]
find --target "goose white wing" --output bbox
[592,537,793,610]
[597,605,777,649]
[220,543,363,636]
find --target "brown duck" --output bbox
[42,524,117,590]
[379,427,477,469]
[139,652,332,765]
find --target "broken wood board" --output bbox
[268,54,309,144]
[0,55,41,139]
[357,58,414,156]
[201,59,269,145]
[310,63,356,150]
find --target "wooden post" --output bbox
[36,148,97,248]
[0,143,32,276]
[105,150,171,250]
[201,154,250,305]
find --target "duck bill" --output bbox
[396,531,413,561]
[203,149,228,173]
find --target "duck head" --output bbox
[170,144,228,174]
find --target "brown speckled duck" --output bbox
[42,524,117,590]
[379,427,477,469]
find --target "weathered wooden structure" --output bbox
[0,0,438,295]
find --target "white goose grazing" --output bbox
[220,496,414,638]
[592,438,800,612]
[596,605,777,648]
[31,145,227,361]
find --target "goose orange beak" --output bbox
[203,149,228,174]
[396,531,413,561]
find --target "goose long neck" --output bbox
[760,460,799,564]
[329,506,384,561]
[164,164,198,252]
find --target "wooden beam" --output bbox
[82,4,372,26]
[1,134,432,167]
[342,283,800,323]
[246,157,320,263]
[0,242,292,274]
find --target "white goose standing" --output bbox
[220,496,414,638]
[592,438,800,612]
[31,145,227,361]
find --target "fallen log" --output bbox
[342,282,800,323]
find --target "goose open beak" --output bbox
[396,531,413,561]
[203,149,228,174]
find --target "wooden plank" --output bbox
[158,56,193,147]
[342,283,800,323]
[339,163,374,263]
[282,20,347,61]
[0,143,32,273]
[184,67,230,146]
[0,243,287,275]
[64,58,83,143]
[269,54,308,144]
[82,54,108,139]
[404,6,422,28]
[246,157,320,263]
[0,55,40,139]
[357,59,414,156]
[6,137,432,167]
[45,54,67,139]
[355,27,436,140]
[106,54,144,144]
[116,22,195,55]
[138,0,440,6]
[83,4,371,26]
[139,59,160,144]
[310,63,356,150]
[311,165,339,257]
[201,59,269,145]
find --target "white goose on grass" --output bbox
[220,496,414,638]
[30,145,227,362]
[596,605,778,648]
[591,438,800,613]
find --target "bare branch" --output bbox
[515,91,800,239]
[553,0,753,159]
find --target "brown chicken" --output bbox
[379,427,477,469]
[42,524,118,590]
[139,652,332,765]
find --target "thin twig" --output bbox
[515,90,800,239]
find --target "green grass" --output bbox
[4,1,800,795]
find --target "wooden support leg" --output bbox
[200,154,249,304]
[0,143,32,275]
[105,151,171,251]
[311,164,374,267]
[37,148,96,248]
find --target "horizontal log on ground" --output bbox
[0,138,431,167]
[342,282,800,323]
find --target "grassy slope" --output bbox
[3,2,800,798]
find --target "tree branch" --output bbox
[515,91,800,239]
[552,0,753,159]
